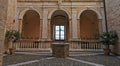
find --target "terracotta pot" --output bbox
[9,48,14,55]
[103,48,110,55]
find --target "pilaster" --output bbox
[42,7,48,40]
[48,19,52,40]
[69,19,72,40]
[18,19,22,34]
[98,19,103,34]
[71,9,78,40]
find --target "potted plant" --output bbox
[5,30,20,54]
[109,31,119,55]
[98,30,118,55]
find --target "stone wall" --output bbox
[0,0,8,65]
[106,0,120,54]
[17,0,102,40]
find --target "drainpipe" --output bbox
[103,0,110,53]
[103,0,108,32]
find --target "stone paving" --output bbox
[3,52,120,66]
[20,58,94,66]
[70,55,120,66]
[3,54,49,66]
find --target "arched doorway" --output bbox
[51,10,69,41]
[22,10,40,39]
[80,10,99,39]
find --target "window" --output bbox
[55,26,65,40]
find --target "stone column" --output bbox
[48,19,51,40]
[71,10,78,40]
[18,19,22,34]
[98,19,103,34]
[0,0,8,65]
[42,7,48,40]
[69,19,72,40]
[77,19,80,39]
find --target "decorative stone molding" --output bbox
[19,8,42,19]
[48,8,71,19]
[77,8,102,19]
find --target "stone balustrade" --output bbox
[12,40,103,52]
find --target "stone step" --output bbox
[15,51,104,56]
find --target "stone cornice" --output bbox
[18,5,102,8]
[17,0,102,2]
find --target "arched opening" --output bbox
[80,10,99,39]
[51,10,69,41]
[22,10,40,39]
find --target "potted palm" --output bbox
[5,30,20,54]
[99,31,118,55]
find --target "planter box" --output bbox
[51,43,69,58]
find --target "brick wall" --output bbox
[0,0,8,65]
[106,0,120,54]
[6,0,17,30]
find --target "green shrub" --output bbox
[5,30,20,42]
[99,30,118,46]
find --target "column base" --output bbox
[69,38,81,41]
[41,38,52,41]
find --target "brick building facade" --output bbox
[106,0,120,54]
[0,0,8,65]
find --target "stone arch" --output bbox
[19,8,41,19]
[79,10,99,39]
[22,10,41,39]
[77,8,102,19]
[50,10,69,41]
[48,9,71,19]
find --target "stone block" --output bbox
[51,43,69,58]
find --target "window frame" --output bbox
[54,25,66,41]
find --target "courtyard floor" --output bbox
[3,52,120,66]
